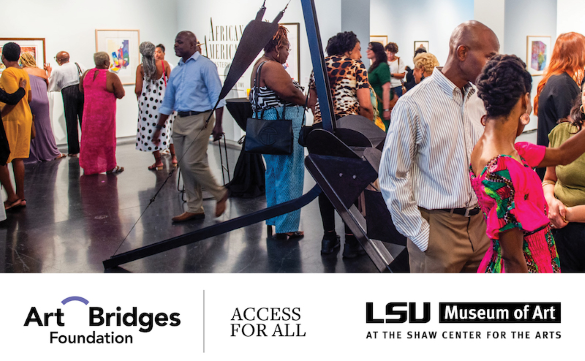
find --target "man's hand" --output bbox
[212,122,223,141]
[19,78,27,88]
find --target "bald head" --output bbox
[449,21,499,56]
[175,31,198,60]
[444,21,500,85]
[56,51,70,65]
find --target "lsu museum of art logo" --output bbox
[22,296,182,345]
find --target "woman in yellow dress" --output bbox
[0,42,33,210]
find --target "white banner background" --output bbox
[0,274,577,360]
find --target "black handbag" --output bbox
[245,61,293,155]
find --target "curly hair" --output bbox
[384,42,399,54]
[264,25,289,53]
[414,53,439,75]
[368,42,387,72]
[326,31,359,56]
[2,42,20,62]
[476,54,532,118]
[563,85,584,133]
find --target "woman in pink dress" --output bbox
[79,52,125,175]
[470,54,585,273]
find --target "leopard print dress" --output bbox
[309,56,370,122]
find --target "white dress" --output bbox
[135,73,175,152]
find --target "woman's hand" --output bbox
[19,78,27,88]
[548,197,568,229]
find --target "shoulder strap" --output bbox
[161,60,167,87]
[254,61,269,119]
[74,62,82,76]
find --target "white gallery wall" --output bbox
[0,0,180,145]
[176,0,342,140]
[370,0,475,69]
[1,0,584,144]
[505,0,557,131]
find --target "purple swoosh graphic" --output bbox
[61,296,89,305]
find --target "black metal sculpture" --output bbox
[103,0,408,273]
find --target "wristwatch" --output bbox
[384,109,390,112]
[155,124,164,130]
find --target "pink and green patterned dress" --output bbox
[469,142,561,273]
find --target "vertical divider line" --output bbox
[203,289,206,353]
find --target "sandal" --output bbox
[68,153,78,158]
[107,165,124,174]
[54,153,67,160]
[275,231,304,240]
[4,198,23,211]
[171,155,178,167]
[148,162,164,171]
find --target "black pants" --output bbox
[553,223,585,272]
[319,193,352,235]
[61,85,84,154]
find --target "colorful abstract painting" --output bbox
[0,38,45,76]
[531,41,547,72]
[96,30,139,84]
[107,39,130,73]
[526,36,551,76]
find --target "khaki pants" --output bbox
[407,208,489,273]
[172,112,226,214]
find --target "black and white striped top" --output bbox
[249,61,304,112]
[379,68,486,252]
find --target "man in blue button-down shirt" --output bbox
[154,31,228,222]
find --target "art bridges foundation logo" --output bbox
[23,296,181,345]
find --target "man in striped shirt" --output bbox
[379,21,500,273]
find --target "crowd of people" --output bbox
[2,20,585,274]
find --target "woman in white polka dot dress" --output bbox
[135,41,177,170]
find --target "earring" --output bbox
[580,105,584,114]
[520,113,530,124]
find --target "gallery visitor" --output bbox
[135,41,177,170]
[534,32,585,179]
[20,52,65,163]
[366,42,392,130]
[249,25,307,240]
[308,31,373,258]
[47,51,85,157]
[153,31,228,222]
[380,21,499,273]
[544,82,585,272]
[79,52,126,175]
[0,42,33,211]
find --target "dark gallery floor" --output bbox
[0,138,379,273]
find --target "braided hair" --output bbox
[139,41,157,82]
[264,25,289,53]
[476,54,532,118]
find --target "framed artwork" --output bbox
[280,23,300,82]
[526,36,552,76]
[370,35,388,47]
[95,29,140,85]
[0,38,46,75]
[414,41,429,52]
